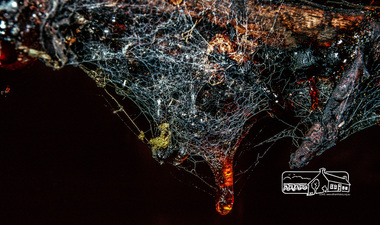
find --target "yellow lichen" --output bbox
[149,123,171,151]
[138,131,145,141]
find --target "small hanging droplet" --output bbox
[208,155,235,215]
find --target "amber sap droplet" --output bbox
[169,0,182,5]
[214,160,234,215]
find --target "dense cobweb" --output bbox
[1,0,379,215]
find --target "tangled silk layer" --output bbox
[1,0,379,215]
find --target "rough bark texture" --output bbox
[157,0,369,48]
[290,47,366,168]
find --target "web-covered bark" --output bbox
[1,0,379,215]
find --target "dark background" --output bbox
[0,61,379,225]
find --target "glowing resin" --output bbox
[206,149,236,215]
[215,160,234,215]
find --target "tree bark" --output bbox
[146,0,373,48]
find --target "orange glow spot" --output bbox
[212,158,235,215]
[216,201,233,215]
[318,41,332,47]
[5,86,10,94]
[221,166,233,187]
[65,37,76,46]
[169,0,182,5]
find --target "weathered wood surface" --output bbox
[138,0,375,48]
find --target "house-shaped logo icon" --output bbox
[282,168,351,196]
[307,168,350,196]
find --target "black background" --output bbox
[0,62,379,225]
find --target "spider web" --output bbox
[1,0,379,215]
